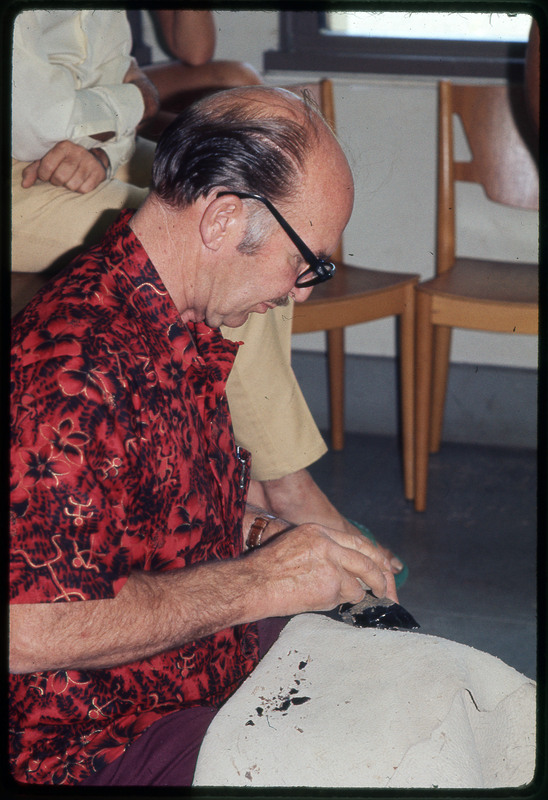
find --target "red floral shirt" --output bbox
[10,210,259,785]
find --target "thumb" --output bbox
[21,161,40,188]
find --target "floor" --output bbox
[309,432,539,681]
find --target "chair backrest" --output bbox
[282,79,342,263]
[437,80,539,274]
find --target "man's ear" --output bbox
[199,194,245,251]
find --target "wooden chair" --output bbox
[414,81,539,511]
[287,80,419,501]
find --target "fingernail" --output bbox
[391,557,404,572]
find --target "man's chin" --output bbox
[218,311,253,330]
[218,301,282,329]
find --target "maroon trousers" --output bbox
[82,617,288,786]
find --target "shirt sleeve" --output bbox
[10,330,142,605]
[11,10,145,174]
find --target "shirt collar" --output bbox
[102,209,240,375]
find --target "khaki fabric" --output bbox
[223,302,327,481]
[11,137,156,273]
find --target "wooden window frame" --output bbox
[264,9,530,80]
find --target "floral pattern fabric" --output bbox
[10,210,259,785]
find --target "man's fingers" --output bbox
[251,523,397,617]
[324,526,393,574]
[382,570,398,604]
[31,152,104,193]
[300,524,399,604]
[49,162,78,188]
[342,569,397,609]
[22,142,105,193]
[327,528,398,603]
[64,164,98,193]
[21,161,40,188]
[343,576,369,606]
[340,550,388,603]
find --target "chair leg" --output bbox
[399,285,415,501]
[429,325,452,453]
[414,290,434,512]
[327,327,345,451]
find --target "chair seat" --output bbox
[414,79,539,510]
[292,262,419,333]
[291,260,418,496]
[417,258,538,305]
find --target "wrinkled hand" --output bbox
[247,522,398,620]
[124,56,160,125]
[21,141,108,193]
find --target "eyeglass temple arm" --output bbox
[216,191,319,265]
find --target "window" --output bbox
[264,9,533,79]
[325,10,531,41]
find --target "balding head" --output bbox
[132,85,353,327]
[151,85,343,211]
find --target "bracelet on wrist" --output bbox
[89,148,112,180]
[246,514,276,550]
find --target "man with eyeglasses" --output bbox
[10,85,398,787]
[12,8,404,586]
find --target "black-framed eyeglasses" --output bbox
[216,191,336,287]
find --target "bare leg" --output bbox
[145,59,262,103]
[139,60,263,140]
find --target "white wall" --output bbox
[145,9,539,369]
